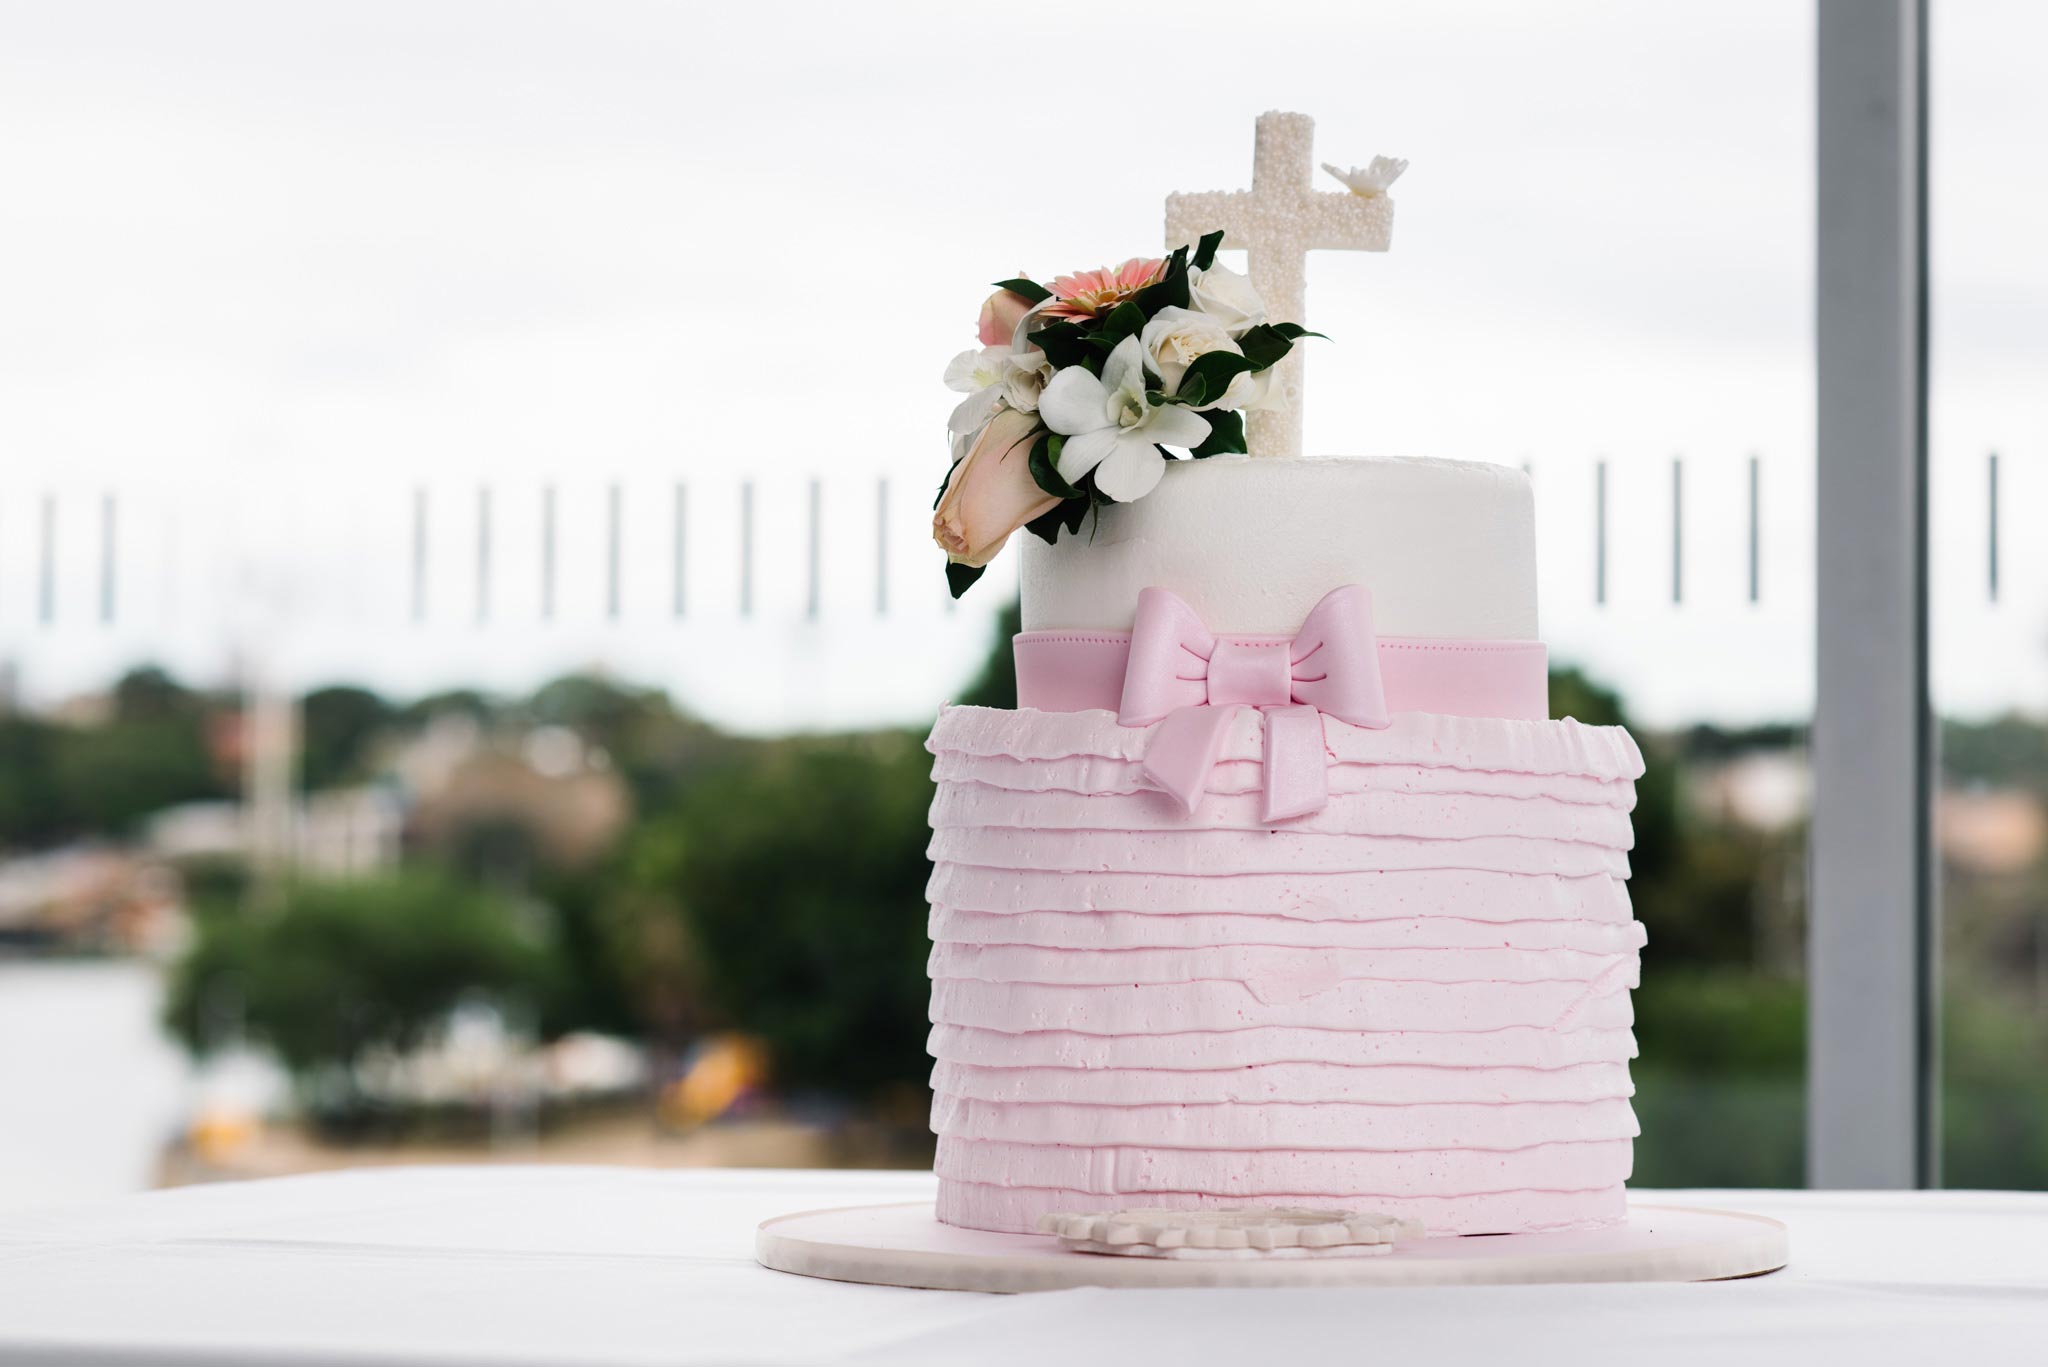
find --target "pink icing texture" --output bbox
[924,705,1646,1236]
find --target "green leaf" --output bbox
[934,456,961,510]
[945,561,987,599]
[1272,323,1328,342]
[1190,409,1247,458]
[1191,229,1225,272]
[1028,320,1094,370]
[992,277,1052,304]
[1028,493,1093,546]
[1098,300,1146,349]
[1236,323,1294,372]
[1023,503,1068,546]
[1028,432,1083,500]
[1175,350,1255,408]
[1131,245,1191,315]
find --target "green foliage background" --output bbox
[165,870,562,1121]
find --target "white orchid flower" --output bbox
[1038,335,1211,502]
[1321,155,1408,198]
[944,345,1009,436]
[943,345,1008,393]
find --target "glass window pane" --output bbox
[0,1,1817,1203]
[1932,0,2048,1192]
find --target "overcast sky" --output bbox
[1,1,2043,731]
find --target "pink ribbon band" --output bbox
[1011,586,1548,824]
[1015,632,1549,722]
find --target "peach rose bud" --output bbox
[933,406,1059,568]
[977,287,1036,348]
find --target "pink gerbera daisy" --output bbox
[1042,256,1167,321]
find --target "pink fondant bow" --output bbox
[1117,584,1392,821]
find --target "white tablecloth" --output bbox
[0,1168,2042,1365]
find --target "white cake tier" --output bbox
[1019,455,1536,638]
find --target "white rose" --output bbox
[1187,263,1267,336]
[1001,349,1054,413]
[1139,305,1241,398]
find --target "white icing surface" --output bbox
[1019,456,1536,637]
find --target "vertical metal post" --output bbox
[1593,461,1607,606]
[673,482,687,618]
[805,478,821,621]
[409,486,428,623]
[99,492,116,625]
[37,493,55,626]
[1749,454,1762,604]
[540,485,557,622]
[1671,457,1684,605]
[1812,0,1935,1190]
[739,481,754,618]
[606,481,622,622]
[875,477,889,616]
[475,486,492,624]
[1987,451,1999,603]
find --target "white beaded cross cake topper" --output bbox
[1166,111,1406,459]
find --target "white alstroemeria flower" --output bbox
[944,345,1009,435]
[1001,349,1054,413]
[1038,335,1211,502]
[1140,306,1241,400]
[1321,155,1408,198]
[1187,263,1267,336]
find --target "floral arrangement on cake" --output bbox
[932,230,1320,598]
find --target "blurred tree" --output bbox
[398,688,497,729]
[1943,713,2048,796]
[300,685,395,791]
[606,732,934,1097]
[112,666,209,722]
[0,717,66,848]
[526,672,742,810]
[590,814,704,1044]
[51,667,231,838]
[51,718,228,836]
[166,871,563,1114]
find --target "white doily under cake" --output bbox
[755,1202,1788,1292]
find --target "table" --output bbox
[0,1168,2041,1365]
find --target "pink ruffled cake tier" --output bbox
[924,706,1646,1237]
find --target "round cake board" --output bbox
[755,1202,1787,1292]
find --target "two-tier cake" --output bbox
[923,119,1644,1238]
[926,457,1645,1235]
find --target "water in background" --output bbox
[0,960,190,1211]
